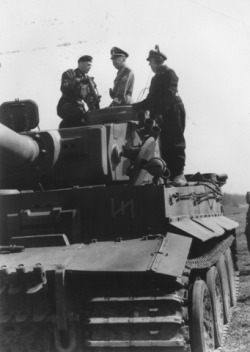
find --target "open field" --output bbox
[222,206,250,352]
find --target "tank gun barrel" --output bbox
[0,122,39,167]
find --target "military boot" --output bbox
[169,173,187,187]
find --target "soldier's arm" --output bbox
[133,96,150,110]
[60,70,80,95]
[159,69,178,113]
[84,77,101,110]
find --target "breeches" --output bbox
[160,102,186,176]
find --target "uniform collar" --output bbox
[117,65,127,73]
[76,68,87,78]
[155,64,168,75]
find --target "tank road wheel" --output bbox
[216,255,231,324]
[225,248,237,306]
[206,266,224,347]
[191,280,215,352]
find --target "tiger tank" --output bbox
[0,99,239,352]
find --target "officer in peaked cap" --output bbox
[110,47,129,59]
[57,55,100,128]
[133,45,187,187]
[109,47,135,106]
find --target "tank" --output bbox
[0,100,239,352]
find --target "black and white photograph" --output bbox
[0,0,250,351]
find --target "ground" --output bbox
[222,206,250,352]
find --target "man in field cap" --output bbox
[109,47,134,106]
[57,55,100,128]
[133,45,187,187]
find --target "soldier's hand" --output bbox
[112,98,122,105]
[65,69,76,80]
[109,88,114,99]
[72,78,82,94]
[155,115,163,125]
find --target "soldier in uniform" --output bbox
[133,46,187,186]
[109,47,135,107]
[57,55,100,128]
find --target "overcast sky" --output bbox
[0,0,250,194]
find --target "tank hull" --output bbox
[0,183,239,352]
[0,105,239,352]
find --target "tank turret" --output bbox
[0,104,163,190]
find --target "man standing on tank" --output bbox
[109,47,135,107]
[57,55,99,128]
[133,46,187,187]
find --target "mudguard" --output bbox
[0,233,192,279]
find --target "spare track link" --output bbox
[0,263,50,324]
[0,263,52,352]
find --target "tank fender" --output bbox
[171,216,239,242]
[149,232,192,277]
[0,236,191,278]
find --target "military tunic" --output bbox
[57,68,98,128]
[110,66,134,106]
[133,65,186,177]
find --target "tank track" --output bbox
[0,323,53,352]
[83,236,238,352]
[84,288,190,351]
[214,270,239,352]
[186,235,234,270]
[0,239,238,352]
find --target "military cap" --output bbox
[146,45,167,61]
[110,47,129,59]
[78,55,93,63]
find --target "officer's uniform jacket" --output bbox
[58,68,98,111]
[134,64,186,177]
[112,66,134,105]
[60,68,90,101]
[135,65,181,117]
